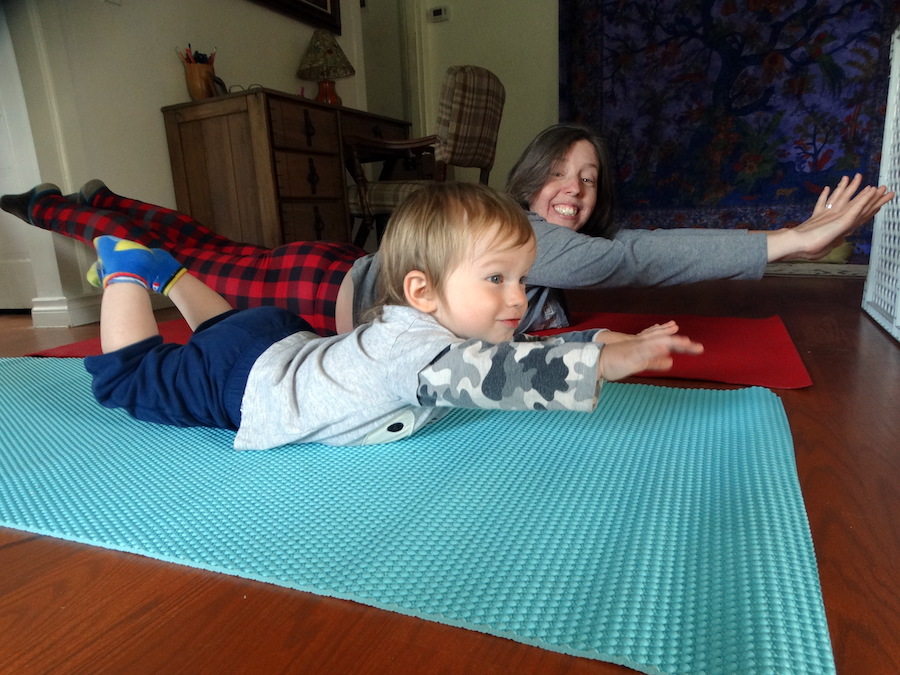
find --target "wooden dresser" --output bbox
[162,89,409,247]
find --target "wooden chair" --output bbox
[344,65,506,247]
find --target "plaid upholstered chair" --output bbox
[344,65,506,247]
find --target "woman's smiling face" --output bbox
[528,139,599,232]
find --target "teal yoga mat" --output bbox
[0,358,833,674]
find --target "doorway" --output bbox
[0,5,42,309]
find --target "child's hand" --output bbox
[594,321,679,345]
[597,323,703,381]
[637,320,679,337]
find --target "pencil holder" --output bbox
[184,63,216,101]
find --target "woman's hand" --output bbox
[765,174,894,262]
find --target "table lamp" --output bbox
[297,29,355,105]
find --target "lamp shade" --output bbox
[297,29,355,82]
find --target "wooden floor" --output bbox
[0,307,181,357]
[1,276,899,674]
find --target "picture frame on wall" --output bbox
[252,0,341,34]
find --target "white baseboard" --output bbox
[29,292,173,328]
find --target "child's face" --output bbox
[529,139,599,231]
[431,225,536,343]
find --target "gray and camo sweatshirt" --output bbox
[236,305,603,450]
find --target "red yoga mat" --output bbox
[536,312,811,389]
[30,312,812,389]
[30,319,193,359]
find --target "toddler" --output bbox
[85,182,703,449]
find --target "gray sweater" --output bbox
[236,305,603,449]
[352,213,767,332]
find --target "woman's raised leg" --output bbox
[3,183,169,249]
[4,182,368,335]
[80,180,265,255]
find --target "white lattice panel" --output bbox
[863,27,900,341]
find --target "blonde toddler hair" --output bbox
[373,182,534,315]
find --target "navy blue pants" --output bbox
[85,307,313,429]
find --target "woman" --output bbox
[2,124,892,334]
[502,122,893,329]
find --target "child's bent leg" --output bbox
[90,235,233,334]
[100,283,159,353]
[166,273,233,331]
[99,275,232,351]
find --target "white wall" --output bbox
[7,0,366,212]
[360,0,408,122]
[407,0,558,188]
[0,6,44,309]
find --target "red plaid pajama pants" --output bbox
[30,187,367,336]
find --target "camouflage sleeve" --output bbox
[416,332,603,412]
[517,329,602,343]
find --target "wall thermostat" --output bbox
[429,6,450,22]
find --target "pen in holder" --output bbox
[184,63,216,101]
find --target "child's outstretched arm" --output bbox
[596,323,703,381]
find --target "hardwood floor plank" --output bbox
[0,308,181,357]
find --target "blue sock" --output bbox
[88,236,186,295]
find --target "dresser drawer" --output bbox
[268,98,340,152]
[280,201,349,242]
[274,151,344,199]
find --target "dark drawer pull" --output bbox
[307,158,320,194]
[303,110,315,146]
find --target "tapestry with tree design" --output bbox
[559,0,898,258]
